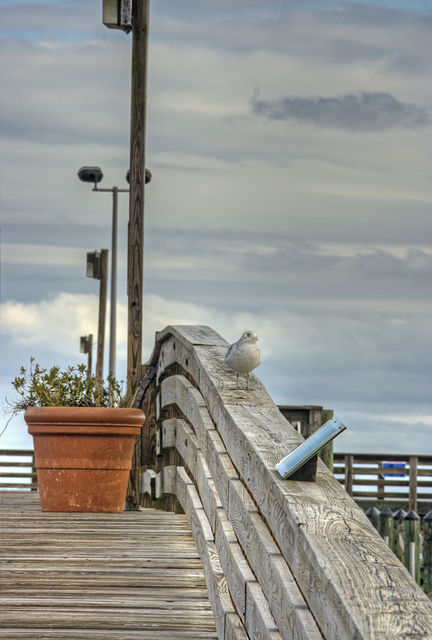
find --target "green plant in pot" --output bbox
[10,359,144,513]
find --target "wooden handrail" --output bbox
[0,449,37,490]
[333,453,432,512]
[132,325,432,640]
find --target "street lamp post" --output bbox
[91,181,130,380]
[78,167,129,379]
[78,167,151,379]
[102,0,150,400]
[86,249,108,388]
[80,334,93,379]
[101,0,150,510]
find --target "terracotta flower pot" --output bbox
[25,406,144,513]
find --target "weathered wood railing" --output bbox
[131,325,432,640]
[333,453,432,513]
[0,449,37,490]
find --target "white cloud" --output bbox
[1,290,431,455]
[1,293,99,354]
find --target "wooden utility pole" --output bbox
[96,249,108,389]
[127,0,149,401]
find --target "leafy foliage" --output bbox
[10,358,127,411]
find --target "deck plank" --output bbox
[0,491,218,639]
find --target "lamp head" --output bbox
[80,336,89,354]
[78,166,103,184]
[86,250,101,279]
[126,168,152,184]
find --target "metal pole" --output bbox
[109,187,118,378]
[88,334,93,380]
[95,249,108,390]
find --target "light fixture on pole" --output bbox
[80,334,93,379]
[126,168,152,185]
[103,0,133,32]
[86,248,108,389]
[86,250,101,279]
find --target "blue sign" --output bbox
[382,462,405,478]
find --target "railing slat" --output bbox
[409,456,418,512]
[0,450,37,490]
[344,454,353,496]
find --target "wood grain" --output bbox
[127,0,150,400]
[150,325,432,640]
[0,491,217,638]
[159,375,322,640]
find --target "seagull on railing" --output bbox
[225,331,261,389]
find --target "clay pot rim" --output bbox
[24,406,144,427]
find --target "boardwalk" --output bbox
[0,491,218,639]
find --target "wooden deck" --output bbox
[0,491,218,639]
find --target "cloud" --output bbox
[3,233,432,316]
[2,244,84,266]
[1,7,431,246]
[0,293,102,354]
[333,412,432,455]
[1,289,431,453]
[252,91,431,131]
[2,289,431,397]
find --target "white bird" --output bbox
[224,331,261,389]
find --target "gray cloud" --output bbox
[252,91,431,131]
[1,0,431,456]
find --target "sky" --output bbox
[0,0,431,456]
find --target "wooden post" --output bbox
[126,366,156,510]
[127,0,150,401]
[377,460,385,501]
[95,249,108,389]
[379,506,393,548]
[423,510,432,596]
[392,508,406,563]
[408,456,418,512]
[307,407,321,438]
[404,510,420,584]
[320,409,334,471]
[31,452,37,492]
[307,407,334,470]
[344,454,353,496]
[365,506,380,531]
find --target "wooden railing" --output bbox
[333,453,432,513]
[0,449,37,490]
[131,325,432,640]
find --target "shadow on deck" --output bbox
[0,491,218,639]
